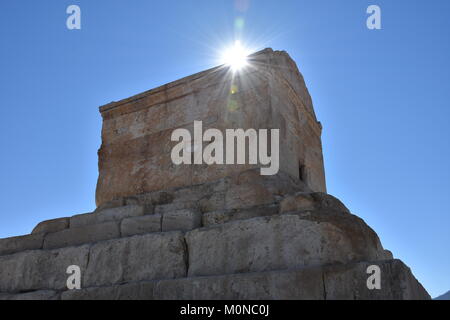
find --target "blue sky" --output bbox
[0,0,449,298]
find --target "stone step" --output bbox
[0,259,430,300]
[185,212,389,278]
[43,221,121,250]
[32,217,70,235]
[0,191,377,259]
[0,191,352,257]
[70,204,150,228]
[0,208,198,255]
[96,169,308,216]
[203,203,279,227]
[0,210,392,294]
[0,231,186,294]
[0,233,44,256]
[0,290,60,301]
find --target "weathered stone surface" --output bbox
[147,191,175,206]
[155,267,324,300]
[71,205,147,228]
[384,250,394,260]
[95,198,125,212]
[61,282,156,300]
[323,259,431,300]
[0,203,427,300]
[280,192,350,214]
[95,49,326,207]
[186,213,387,277]
[59,259,429,300]
[155,201,197,215]
[69,213,95,228]
[127,170,307,214]
[121,214,162,237]
[65,268,323,300]
[174,177,229,208]
[203,204,279,227]
[0,245,90,293]
[279,193,315,213]
[83,232,186,287]
[0,290,59,300]
[31,217,70,235]
[0,233,44,256]
[223,170,307,211]
[162,209,202,232]
[283,210,392,261]
[43,221,120,250]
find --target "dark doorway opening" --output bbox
[299,164,306,182]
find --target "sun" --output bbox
[221,41,250,72]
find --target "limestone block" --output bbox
[83,231,186,287]
[161,209,202,232]
[69,213,95,227]
[175,176,229,201]
[224,170,306,211]
[279,193,315,213]
[94,198,125,212]
[311,193,350,212]
[121,214,162,237]
[224,181,274,210]
[70,205,146,228]
[0,245,90,293]
[323,259,431,300]
[125,191,175,212]
[61,282,156,300]
[173,177,228,212]
[0,290,59,300]
[197,191,226,213]
[31,217,70,235]
[53,259,431,300]
[0,233,44,256]
[186,213,386,277]
[383,249,394,260]
[148,191,175,206]
[202,204,279,227]
[280,192,350,214]
[122,197,155,214]
[43,221,120,250]
[155,201,197,215]
[61,268,323,300]
[284,209,387,260]
[154,267,324,300]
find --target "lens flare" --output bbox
[221,41,250,72]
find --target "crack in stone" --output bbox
[182,235,190,277]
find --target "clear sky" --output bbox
[0,0,449,298]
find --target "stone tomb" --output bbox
[0,49,430,300]
[96,48,326,207]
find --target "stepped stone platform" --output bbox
[0,49,430,299]
[0,172,430,300]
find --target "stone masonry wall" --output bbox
[95,49,326,207]
[0,49,430,300]
[0,172,430,300]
